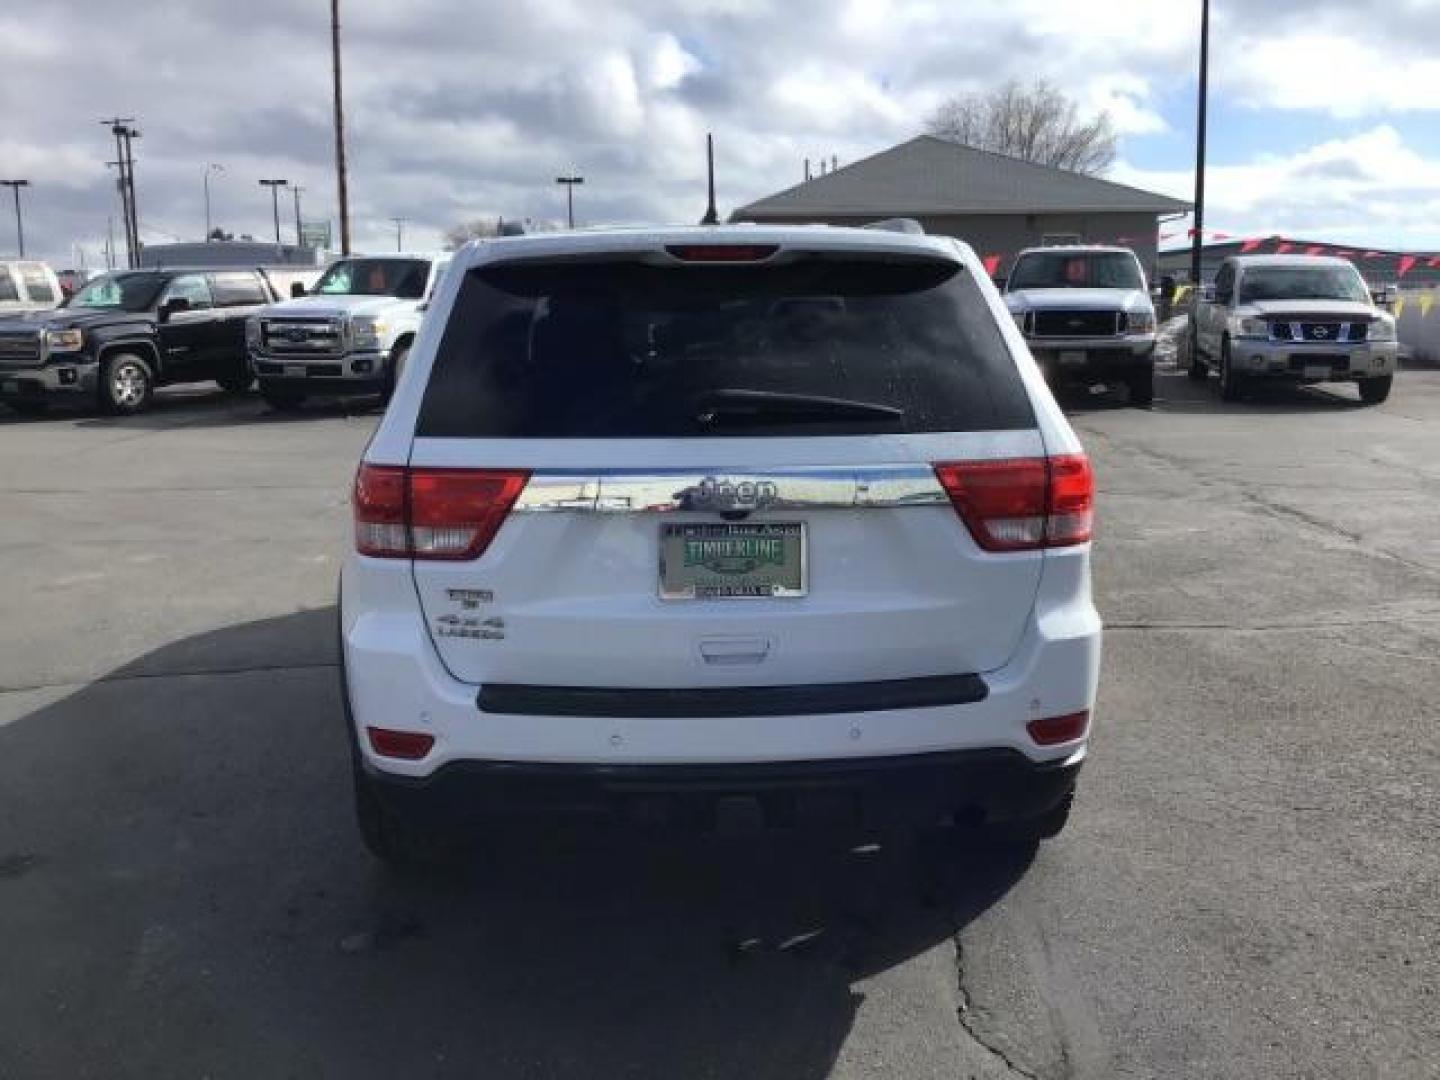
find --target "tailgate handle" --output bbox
[699,637,772,665]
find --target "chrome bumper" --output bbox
[1228,338,1399,377]
[250,349,387,383]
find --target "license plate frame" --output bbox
[659,522,807,601]
[283,364,307,378]
[1057,350,1088,366]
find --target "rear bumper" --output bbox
[359,748,1082,831]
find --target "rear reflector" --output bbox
[1026,711,1090,746]
[366,726,436,760]
[934,454,1093,552]
[664,244,779,262]
[354,464,530,559]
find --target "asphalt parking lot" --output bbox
[1,366,1437,1079]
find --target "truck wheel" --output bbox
[353,763,447,868]
[100,353,154,415]
[1218,341,1245,402]
[1358,376,1392,404]
[1127,369,1154,409]
[381,342,410,405]
[261,387,306,412]
[1186,326,1208,381]
[216,366,254,394]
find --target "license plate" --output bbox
[1303,364,1330,379]
[284,364,307,378]
[1058,350,1087,366]
[1,380,16,394]
[660,522,807,600]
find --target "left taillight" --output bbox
[353,463,529,560]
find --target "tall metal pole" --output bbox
[259,179,288,244]
[700,133,719,225]
[0,181,28,257]
[330,0,351,255]
[391,216,405,251]
[292,185,305,246]
[555,175,583,229]
[203,163,223,240]
[122,127,140,266]
[102,120,137,268]
[1189,0,1210,289]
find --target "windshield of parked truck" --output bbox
[1008,252,1144,291]
[314,258,429,299]
[67,272,167,312]
[1238,264,1370,304]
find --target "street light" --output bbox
[0,180,29,257]
[391,216,406,252]
[259,179,288,245]
[291,185,305,246]
[203,163,224,240]
[1189,0,1210,290]
[555,174,584,229]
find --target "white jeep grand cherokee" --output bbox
[339,224,1102,863]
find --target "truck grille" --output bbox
[1271,322,1366,343]
[0,332,42,367]
[1031,310,1121,338]
[260,319,344,357]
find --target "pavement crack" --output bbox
[0,659,338,696]
[953,934,1041,1079]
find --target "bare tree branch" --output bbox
[923,78,1117,176]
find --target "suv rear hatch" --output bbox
[385,244,1056,690]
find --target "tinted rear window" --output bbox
[417,256,1033,438]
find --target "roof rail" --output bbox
[864,217,925,235]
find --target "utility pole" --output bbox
[203,163,224,240]
[0,180,29,257]
[101,118,140,267]
[391,216,406,252]
[555,174,584,229]
[105,216,115,269]
[1189,0,1210,290]
[330,0,351,255]
[291,185,305,246]
[700,134,718,225]
[259,179,288,244]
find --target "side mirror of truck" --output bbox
[159,297,191,321]
[290,282,307,298]
[1372,283,1399,308]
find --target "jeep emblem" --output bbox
[688,477,779,511]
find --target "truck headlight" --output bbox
[46,328,84,352]
[351,317,386,350]
[1126,310,1156,334]
[1369,316,1397,342]
[1234,316,1269,338]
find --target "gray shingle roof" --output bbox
[735,136,1191,218]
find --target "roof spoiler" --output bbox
[864,218,925,235]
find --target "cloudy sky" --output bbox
[2,0,1439,267]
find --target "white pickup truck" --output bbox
[1003,246,1159,408]
[246,253,447,410]
[1187,254,1399,404]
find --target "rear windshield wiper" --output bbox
[694,388,905,426]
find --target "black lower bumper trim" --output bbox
[362,750,1081,832]
[477,673,988,719]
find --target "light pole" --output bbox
[391,216,406,252]
[330,0,351,254]
[203,163,224,240]
[0,180,29,257]
[259,179,288,244]
[1189,0,1210,290]
[555,174,584,229]
[292,185,305,246]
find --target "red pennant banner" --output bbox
[1239,238,1264,253]
[1304,245,1326,255]
[1363,251,1381,259]
[1336,250,1356,258]
[1211,232,1232,241]
[982,254,1001,275]
[1397,255,1417,277]
[1275,243,1294,254]
[1427,257,1440,268]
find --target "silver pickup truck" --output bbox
[1187,254,1399,404]
[1003,246,1158,408]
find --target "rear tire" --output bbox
[353,763,447,868]
[1358,375,1392,404]
[1127,368,1154,409]
[261,386,306,412]
[99,353,154,415]
[1218,341,1245,402]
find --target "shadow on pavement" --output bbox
[0,609,1033,1079]
[0,384,383,431]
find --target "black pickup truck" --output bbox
[0,266,281,415]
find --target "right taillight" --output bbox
[353,463,530,560]
[934,454,1093,552]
